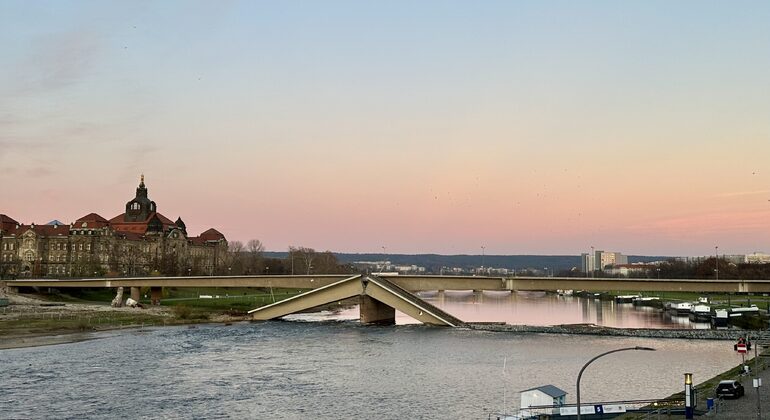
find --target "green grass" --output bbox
[0,312,176,337]
[618,352,767,419]
[29,287,305,313]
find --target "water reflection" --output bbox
[287,291,718,329]
[413,291,707,328]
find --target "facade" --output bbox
[607,263,656,276]
[0,176,227,278]
[746,252,770,264]
[581,250,628,273]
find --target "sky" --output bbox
[1,1,769,256]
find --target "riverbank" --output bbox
[0,292,245,349]
[465,322,753,340]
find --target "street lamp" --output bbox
[715,246,719,281]
[576,346,656,420]
[481,246,486,274]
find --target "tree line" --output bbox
[223,240,354,276]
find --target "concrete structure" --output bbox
[12,274,770,295]
[0,176,227,278]
[11,274,770,327]
[248,275,464,326]
[581,250,628,273]
[746,252,770,264]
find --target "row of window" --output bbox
[48,266,67,275]
[2,243,15,250]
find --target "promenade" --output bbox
[707,352,769,419]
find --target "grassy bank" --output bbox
[0,287,310,342]
[0,311,180,337]
[618,349,768,419]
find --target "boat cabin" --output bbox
[520,384,567,414]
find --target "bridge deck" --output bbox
[7,275,770,293]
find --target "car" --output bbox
[716,380,745,399]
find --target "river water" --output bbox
[289,291,714,329]
[0,318,741,419]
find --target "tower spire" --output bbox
[140,173,145,188]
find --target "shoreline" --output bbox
[464,322,752,340]
[4,319,755,351]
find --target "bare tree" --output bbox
[289,246,317,275]
[227,240,245,274]
[246,239,265,274]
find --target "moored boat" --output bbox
[633,296,660,306]
[615,294,640,304]
[712,309,729,327]
[689,304,711,322]
[666,302,693,315]
[729,304,760,317]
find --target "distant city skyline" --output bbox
[2,1,769,256]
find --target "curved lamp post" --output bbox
[576,346,656,420]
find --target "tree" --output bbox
[287,246,352,274]
[227,240,245,274]
[246,239,265,274]
[288,246,316,275]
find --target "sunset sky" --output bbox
[2,1,769,256]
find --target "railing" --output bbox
[487,398,684,419]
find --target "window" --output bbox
[86,244,91,251]
[79,244,83,251]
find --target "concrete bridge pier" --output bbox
[130,287,141,302]
[150,287,162,305]
[359,295,395,325]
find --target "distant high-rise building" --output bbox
[581,250,628,273]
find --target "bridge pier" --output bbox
[359,295,395,325]
[130,287,141,302]
[150,287,162,305]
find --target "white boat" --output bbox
[713,309,729,327]
[556,289,573,296]
[633,296,660,307]
[689,304,711,322]
[729,305,760,317]
[615,295,640,304]
[673,302,694,315]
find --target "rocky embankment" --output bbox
[465,322,757,340]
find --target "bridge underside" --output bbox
[248,275,463,327]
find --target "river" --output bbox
[0,318,741,419]
[287,291,715,329]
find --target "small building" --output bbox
[520,385,567,414]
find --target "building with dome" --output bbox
[0,176,228,278]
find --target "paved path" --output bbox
[705,351,769,419]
